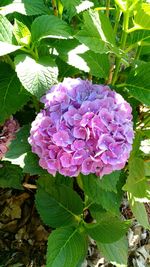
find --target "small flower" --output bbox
[29,78,134,177]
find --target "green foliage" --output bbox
[46,227,88,267]
[76,9,119,55]
[85,213,130,243]
[15,54,58,98]
[134,3,150,30]
[5,125,46,175]
[0,14,21,55]
[61,0,93,20]
[0,62,29,124]
[0,0,49,16]
[35,175,83,227]
[125,62,150,106]
[0,161,23,189]
[97,237,128,266]
[128,194,150,229]
[13,19,31,46]
[31,15,72,43]
[123,133,150,202]
[81,173,121,214]
[53,39,110,77]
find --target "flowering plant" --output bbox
[29,78,134,177]
[0,0,150,266]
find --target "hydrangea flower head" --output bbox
[0,117,19,159]
[28,78,134,177]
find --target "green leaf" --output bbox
[134,3,150,30]
[85,213,130,243]
[4,125,47,175]
[89,203,106,221]
[128,30,150,46]
[0,15,21,55]
[125,62,150,106]
[76,9,119,55]
[80,50,110,78]
[123,133,150,201]
[61,0,93,20]
[0,161,23,189]
[56,57,80,80]
[54,39,109,77]
[31,15,72,43]
[98,171,121,193]
[145,161,150,177]
[97,237,128,266]
[5,125,30,159]
[128,194,150,229]
[15,54,58,98]
[13,19,31,45]
[0,0,49,16]
[0,62,29,124]
[35,176,83,227]
[81,174,121,214]
[23,151,47,175]
[46,227,88,267]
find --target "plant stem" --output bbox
[135,45,142,60]
[106,0,110,17]
[112,11,129,85]
[113,8,121,36]
[20,47,38,60]
[52,0,58,16]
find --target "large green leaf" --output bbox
[4,125,47,175]
[81,174,121,214]
[0,161,23,189]
[76,9,119,55]
[128,30,150,47]
[89,203,107,222]
[123,133,150,201]
[85,213,130,243]
[61,0,93,20]
[15,54,58,98]
[0,15,21,55]
[35,176,83,227]
[80,50,110,78]
[134,3,150,30]
[124,62,150,106]
[0,62,29,124]
[46,227,88,267]
[97,237,128,266]
[128,194,150,229]
[54,39,109,78]
[98,171,121,193]
[31,15,72,43]
[0,0,49,16]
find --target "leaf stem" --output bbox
[113,8,121,36]
[135,45,142,60]
[112,11,129,85]
[106,0,110,17]
[20,47,38,61]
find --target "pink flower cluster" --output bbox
[0,117,19,160]
[29,78,134,177]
